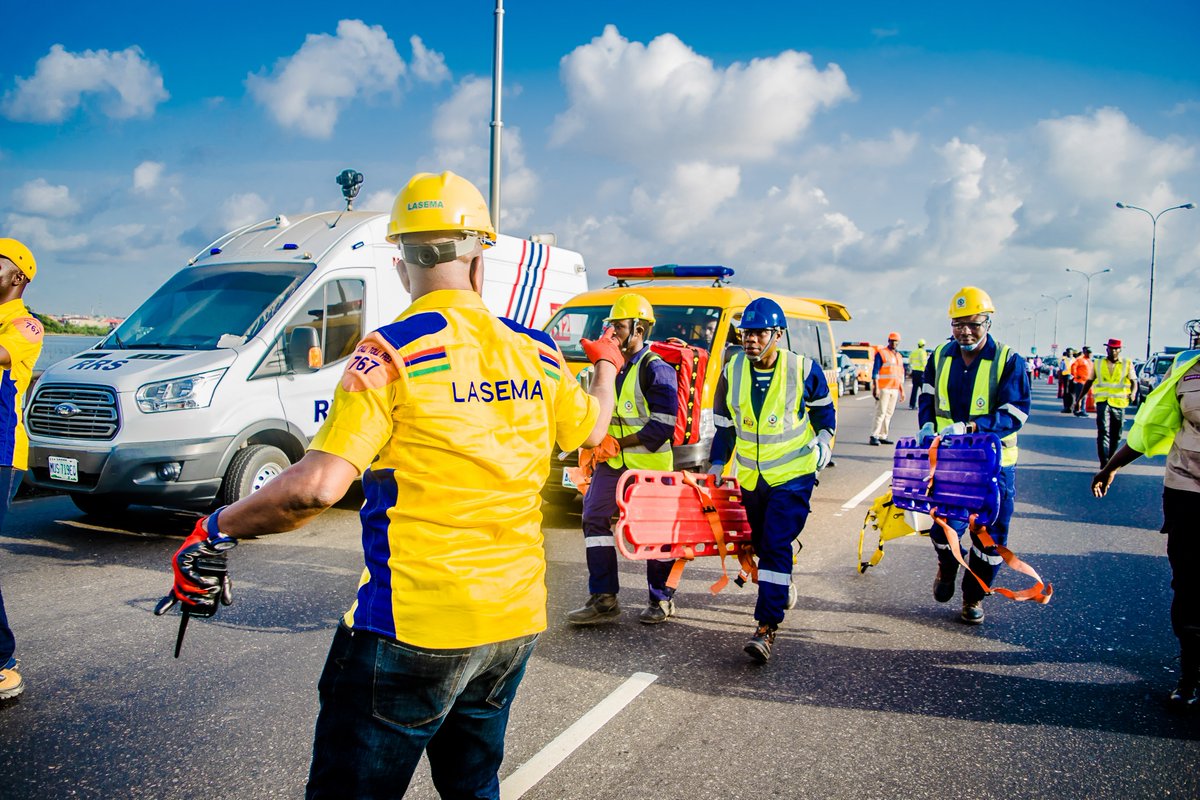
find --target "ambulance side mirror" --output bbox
[287,327,322,374]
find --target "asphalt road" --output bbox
[0,380,1196,799]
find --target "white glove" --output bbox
[815,429,834,470]
[816,441,832,471]
[938,421,967,436]
[918,422,935,442]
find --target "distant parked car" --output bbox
[1138,350,1182,400]
[837,353,859,396]
[840,343,875,389]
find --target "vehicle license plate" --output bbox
[561,470,576,489]
[48,456,79,483]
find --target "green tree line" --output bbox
[30,310,111,336]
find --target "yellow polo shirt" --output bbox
[310,290,599,648]
[0,299,44,470]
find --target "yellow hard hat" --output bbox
[917,338,926,347]
[0,238,36,281]
[948,286,995,318]
[386,171,497,245]
[606,293,655,324]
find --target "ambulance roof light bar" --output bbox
[608,264,734,287]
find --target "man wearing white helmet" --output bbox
[917,287,1030,625]
[908,338,928,410]
[0,238,43,704]
[155,173,619,797]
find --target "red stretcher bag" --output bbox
[649,337,709,446]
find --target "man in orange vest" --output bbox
[1071,346,1094,417]
[869,332,904,446]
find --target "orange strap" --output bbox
[679,471,733,593]
[931,510,1053,604]
[924,436,941,497]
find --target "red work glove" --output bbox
[154,513,236,619]
[580,327,624,370]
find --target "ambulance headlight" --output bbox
[136,369,227,413]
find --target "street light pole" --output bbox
[1064,267,1111,348]
[1115,201,1196,360]
[1041,293,1072,355]
[488,0,505,232]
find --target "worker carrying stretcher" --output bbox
[708,297,836,663]
[917,286,1032,625]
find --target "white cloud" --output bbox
[219,193,269,230]
[246,19,406,139]
[2,44,168,123]
[409,35,450,84]
[132,161,165,193]
[1035,107,1194,199]
[629,162,741,242]
[3,214,88,252]
[431,76,537,230]
[12,178,80,217]
[551,25,852,164]
[358,189,396,213]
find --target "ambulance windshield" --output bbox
[102,263,314,350]
[544,305,722,360]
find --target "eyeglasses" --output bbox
[950,320,988,331]
[740,329,777,341]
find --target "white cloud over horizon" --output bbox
[2,44,168,123]
[12,178,81,218]
[246,20,449,139]
[551,25,853,164]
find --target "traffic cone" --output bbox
[1085,389,1096,413]
[1047,374,1054,385]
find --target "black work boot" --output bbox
[637,599,676,624]
[960,599,985,625]
[933,564,957,603]
[566,593,620,626]
[743,622,778,663]
[1167,662,1199,712]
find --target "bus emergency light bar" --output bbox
[608,264,734,287]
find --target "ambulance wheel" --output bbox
[220,445,290,506]
[70,493,128,517]
[786,580,798,610]
[849,380,858,395]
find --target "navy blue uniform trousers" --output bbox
[581,462,673,602]
[742,472,816,626]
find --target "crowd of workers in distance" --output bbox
[0,171,1196,800]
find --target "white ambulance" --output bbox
[27,204,587,515]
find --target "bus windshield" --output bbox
[544,305,722,360]
[102,263,314,350]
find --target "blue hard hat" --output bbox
[738,298,785,330]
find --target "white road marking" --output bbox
[500,671,658,799]
[834,470,892,517]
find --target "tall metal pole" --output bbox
[1041,294,1071,355]
[1065,268,1111,348]
[488,0,505,232]
[1116,202,1195,360]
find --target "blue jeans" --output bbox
[0,468,24,666]
[306,623,538,800]
[929,465,1015,604]
[742,472,815,626]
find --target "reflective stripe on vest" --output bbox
[607,349,674,471]
[933,342,1019,467]
[875,348,904,390]
[1093,358,1132,408]
[725,350,818,491]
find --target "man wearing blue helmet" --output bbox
[707,297,836,662]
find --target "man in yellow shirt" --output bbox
[0,238,43,703]
[156,173,618,797]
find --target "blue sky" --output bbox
[4,1,1198,354]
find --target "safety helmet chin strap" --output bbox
[750,329,781,365]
